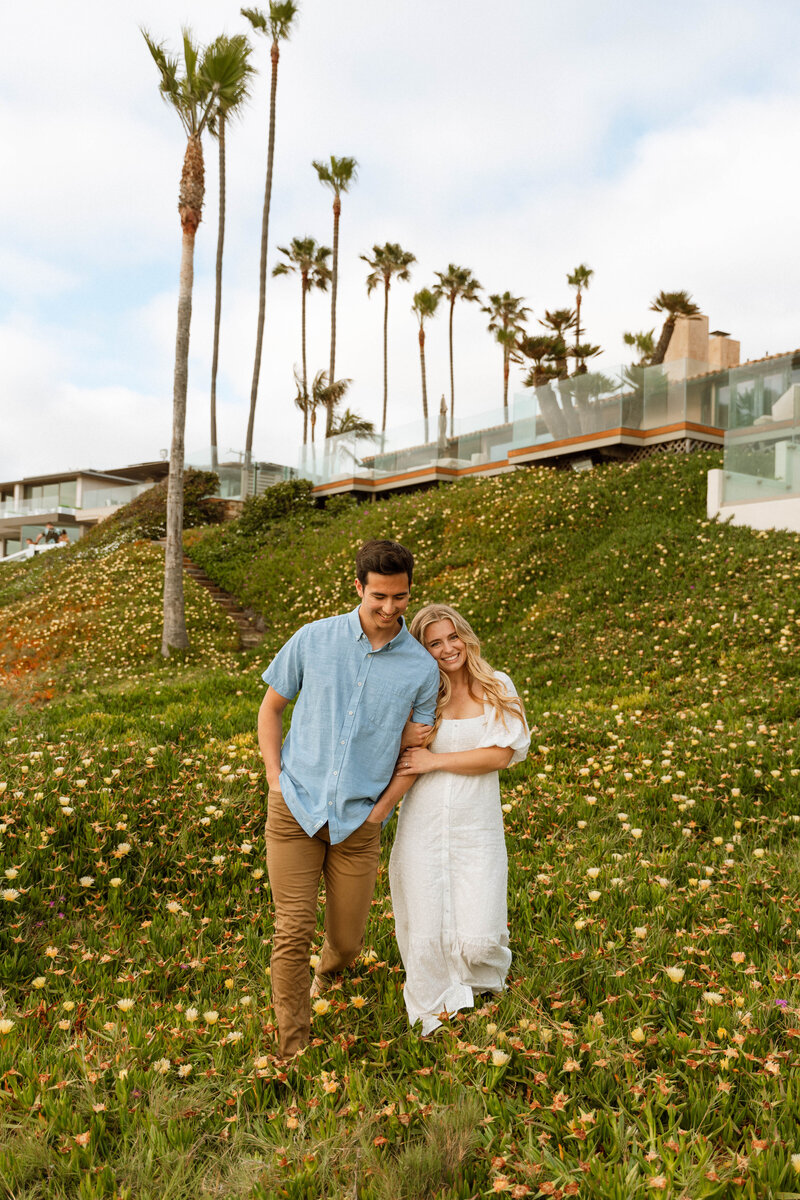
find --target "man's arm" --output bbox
[365,768,418,824]
[258,687,291,790]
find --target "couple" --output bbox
[258,539,529,1057]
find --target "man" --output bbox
[258,538,439,1057]
[34,522,60,545]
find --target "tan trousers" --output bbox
[265,788,382,1057]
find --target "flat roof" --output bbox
[0,460,170,490]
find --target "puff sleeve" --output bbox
[478,671,530,766]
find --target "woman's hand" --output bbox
[395,746,438,776]
[400,719,434,750]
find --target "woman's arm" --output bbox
[364,769,419,824]
[395,745,513,777]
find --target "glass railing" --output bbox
[0,500,77,518]
[721,353,800,504]
[295,358,736,487]
[80,483,151,508]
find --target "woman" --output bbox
[388,604,530,1035]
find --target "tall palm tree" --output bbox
[649,290,701,365]
[331,407,376,436]
[273,237,332,443]
[361,242,416,432]
[207,34,254,470]
[411,287,439,441]
[566,264,593,374]
[241,2,299,480]
[142,28,220,656]
[312,155,359,436]
[482,291,529,420]
[432,264,482,435]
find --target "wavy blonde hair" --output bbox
[409,604,525,731]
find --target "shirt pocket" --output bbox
[365,683,415,731]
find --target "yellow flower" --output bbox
[586,867,600,879]
[588,890,601,902]
[109,878,122,888]
[312,998,331,1016]
[62,1001,75,1012]
[631,1027,646,1043]
[665,967,685,983]
[254,1056,269,1070]
[203,1011,219,1025]
[350,996,367,1009]
[32,977,46,989]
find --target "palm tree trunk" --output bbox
[419,326,429,442]
[651,316,675,365]
[163,132,204,656]
[244,40,280,475]
[448,297,455,437]
[326,195,341,437]
[574,290,582,363]
[163,227,196,656]
[381,279,389,432]
[209,112,226,471]
[300,278,308,444]
[503,346,509,423]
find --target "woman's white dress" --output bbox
[389,671,530,1035]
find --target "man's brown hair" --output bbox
[355,539,414,586]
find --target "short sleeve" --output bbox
[478,671,530,766]
[411,659,440,725]
[262,625,306,700]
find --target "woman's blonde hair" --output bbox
[409,603,525,730]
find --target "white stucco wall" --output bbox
[707,468,800,533]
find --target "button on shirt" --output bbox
[262,606,440,843]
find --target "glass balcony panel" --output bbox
[721,354,800,503]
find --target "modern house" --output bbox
[0,460,169,557]
[300,315,744,498]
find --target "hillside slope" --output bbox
[3,451,800,1198]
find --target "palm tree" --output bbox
[273,237,332,444]
[142,28,220,656]
[361,242,416,432]
[566,264,593,374]
[623,329,656,366]
[482,291,529,420]
[241,2,299,481]
[207,34,254,470]
[411,288,439,441]
[312,155,359,435]
[331,407,376,436]
[649,290,701,365]
[432,264,482,435]
[540,308,576,379]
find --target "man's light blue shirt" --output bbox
[262,606,440,844]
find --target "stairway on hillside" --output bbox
[181,553,264,651]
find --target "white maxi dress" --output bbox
[389,671,530,1035]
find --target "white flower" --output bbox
[153,1058,171,1074]
[117,998,135,1012]
[587,890,601,902]
[240,842,253,854]
[665,967,685,983]
[32,977,46,989]
[166,901,181,914]
[753,848,765,859]
[0,1019,15,1034]
[79,876,94,888]
[703,991,723,1005]
[2,889,19,902]
[586,867,600,879]
[4,868,18,880]
[177,1064,192,1077]
[633,926,647,940]
[792,1153,800,1173]
[617,812,628,821]
[630,828,642,839]
[631,1027,646,1043]
[184,1008,198,1022]
[109,877,122,888]
[203,1010,219,1025]
[252,868,264,880]
[490,1049,510,1067]
[212,856,225,867]
[226,1030,243,1043]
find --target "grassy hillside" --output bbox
[2,450,800,1198]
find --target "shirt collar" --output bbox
[347,605,408,651]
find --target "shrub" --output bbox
[82,469,222,548]
[238,478,318,536]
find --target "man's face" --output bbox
[355,571,411,637]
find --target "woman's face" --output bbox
[423,618,467,675]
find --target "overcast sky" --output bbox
[2,0,799,481]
